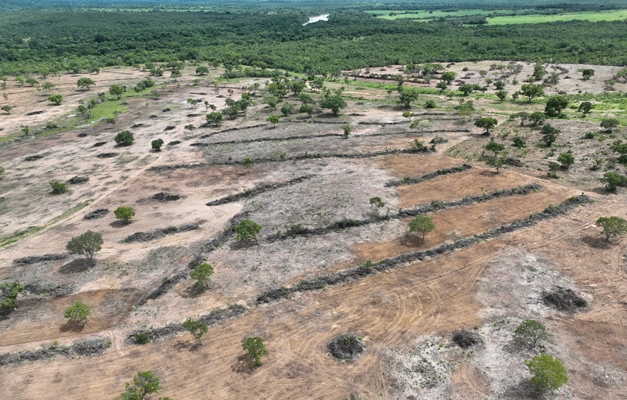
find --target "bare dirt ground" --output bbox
[1,62,627,399]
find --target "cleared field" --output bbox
[487,10,627,24]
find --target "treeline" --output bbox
[2,9,627,76]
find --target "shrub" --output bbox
[600,118,619,132]
[408,215,435,240]
[242,337,268,367]
[0,281,24,316]
[48,94,63,105]
[242,157,253,168]
[114,130,134,146]
[369,197,384,209]
[64,300,92,327]
[151,138,164,151]
[234,219,262,241]
[600,171,627,191]
[50,181,68,194]
[424,99,436,108]
[557,151,575,169]
[341,124,351,138]
[595,216,627,241]
[524,354,568,392]
[114,206,136,223]
[66,230,103,260]
[514,320,553,348]
[206,111,223,126]
[513,136,526,148]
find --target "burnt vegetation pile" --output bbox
[257,195,592,304]
[327,334,365,362]
[68,176,89,184]
[13,253,68,265]
[96,153,118,159]
[127,305,248,344]
[123,223,200,243]
[24,155,43,161]
[206,175,314,206]
[0,338,110,366]
[84,208,109,220]
[385,164,472,187]
[190,132,344,147]
[452,329,483,348]
[92,141,106,147]
[152,192,181,202]
[543,287,588,312]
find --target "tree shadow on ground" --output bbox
[502,380,546,399]
[180,284,209,299]
[229,240,259,251]
[231,354,255,375]
[478,169,499,177]
[59,321,85,333]
[581,235,612,249]
[109,220,129,228]
[58,258,95,274]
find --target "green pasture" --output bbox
[486,10,627,24]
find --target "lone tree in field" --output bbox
[580,68,595,81]
[398,87,419,108]
[50,181,68,194]
[114,206,136,223]
[520,83,545,103]
[116,371,162,400]
[109,84,124,99]
[114,130,134,146]
[183,318,208,345]
[243,336,269,367]
[77,77,96,90]
[48,94,63,105]
[514,319,553,349]
[528,111,546,126]
[440,71,456,83]
[595,216,627,241]
[474,117,498,135]
[525,354,568,392]
[64,300,92,327]
[600,118,619,132]
[266,115,280,128]
[578,101,593,115]
[485,139,505,156]
[66,230,103,260]
[206,111,223,126]
[195,66,209,76]
[191,262,214,291]
[151,138,164,151]
[408,215,435,241]
[600,171,627,192]
[234,219,262,242]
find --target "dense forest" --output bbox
[2,3,627,75]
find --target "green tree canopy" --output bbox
[475,117,498,134]
[66,230,103,260]
[191,262,214,290]
[243,336,269,367]
[64,300,92,327]
[600,171,627,191]
[520,84,545,102]
[408,215,435,240]
[114,130,134,146]
[320,95,347,115]
[183,317,208,345]
[116,371,162,400]
[234,219,262,241]
[109,84,124,99]
[514,319,553,348]
[544,96,569,117]
[48,94,63,105]
[114,206,136,223]
[77,77,96,90]
[596,216,627,241]
[524,354,568,392]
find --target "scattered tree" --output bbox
[77,77,96,90]
[541,124,560,146]
[520,83,545,103]
[26,77,39,87]
[21,125,29,135]
[496,90,508,101]
[611,139,627,162]
[114,206,136,223]
[300,104,314,119]
[187,98,198,109]
[513,135,526,148]
[514,319,553,349]
[596,216,627,241]
[280,102,295,116]
[524,354,568,392]
[600,171,627,191]
[206,111,223,126]
[50,181,68,194]
[544,96,569,117]
[600,118,619,132]
[475,117,498,135]
[0,281,24,315]
[183,318,208,345]
[485,139,505,156]
[341,124,351,138]
[494,81,506,90]
[528,111,546,126]
[114,130,134,146]
[532,63,547,81]
[48,94,63,105]
[66,230,103,260]
[191,262,214,291]
[581,68,595,81]
[424,99,436,109]
[109,84,124,99]
[195,66,209,76]
[578,101,592,115]
[151,138,164,151]
[459,83,475,96]
[242,336,269,367]
[116,371,162,400]
[557,151,575,169]
[319,95,347,115]
[64,300,92,327]
[440,71,456,83]
[266,115,280,128]
[234,219,262,242]
[408,215,435,241]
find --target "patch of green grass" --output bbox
[487,10,627,25]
